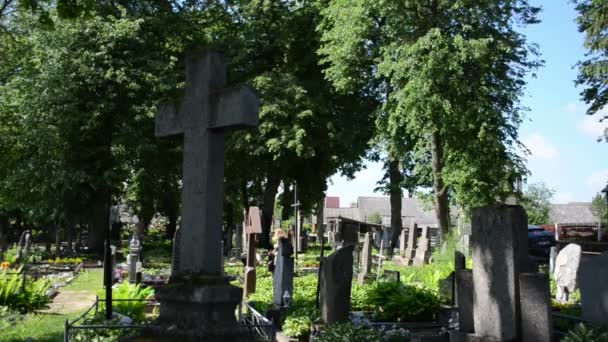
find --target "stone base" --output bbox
[123,277,254,341]
[448,332,508,342]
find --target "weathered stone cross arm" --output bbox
[155,85,259,137]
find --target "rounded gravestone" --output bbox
[553,243,582,302]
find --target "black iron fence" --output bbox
[64,297,275,341]
[63,297,150,342]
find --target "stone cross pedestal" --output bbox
[244,207,262,298]
[413,226,431,266]
[402,223,417,265]
[149,49,259,341]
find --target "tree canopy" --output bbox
[574,0,608,142]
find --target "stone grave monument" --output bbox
[399,228,408,255]
[273,237,294,307]
[451,205,552,342]
[320,245,354,324]
[402,222,417,265]
[244,207,262,298]
[357,232,372,285]
[234,223,243,256]
[413,226,431,266]
[519,273,553,342]
[145,49,259,340]
[553,243,581,302]
[128,234,141,284]
[579,251,608,325]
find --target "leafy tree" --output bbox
[574,0,608,142]
[521,182,555,225]
[367,212,382,225]
[0,7,190,253]
[226,0,375,248]
[320,0,538,242]
[591,192,608,221]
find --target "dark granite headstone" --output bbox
[357,232,373,284]
[519,273,553,342]
[273,238,294,307]
[455,270,474,333]
[579,251,608,325]
[320,245,354,324]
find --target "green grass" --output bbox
[1,268,104,341]
[1,312,80,342]
[63,268,104,293]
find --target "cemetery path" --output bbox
[41,290,97,314]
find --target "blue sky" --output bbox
[327,0,608,206]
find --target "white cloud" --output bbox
[586,170,608,193]
[564,102,579,114]
[577,111,608,140]
[522,134,559,161]
[554,192,575,204]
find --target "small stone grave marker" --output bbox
[413,226,431,266]
[273,238,294,307]
[553,243,581,302]
[244,207,262,297]
[402,222,418,265]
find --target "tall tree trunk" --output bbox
[388,158,403,255]
[431,131,450,240]
[260,173,281,250]
[280,183,293,221]
[66,221,74,253]
[55,224,61,257]
[316,197,324,243]
[137,213,152,240]
[89,186,110,256]
[0,215,8,254]
[161,194,179,240]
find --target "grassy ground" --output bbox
[1,268,103,342]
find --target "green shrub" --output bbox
[562,323,608,342]
[0,268,51,312]
[99,282,154,321]
[2,245,19,264]
[364,282,440,322]
[317,323,381,342]
[47,257,83,265]
[283,314,312,339]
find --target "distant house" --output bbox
[549,202,599,224]
[323,196,443,227]
[325,197,340,209]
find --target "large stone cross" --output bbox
[156,50,259,278]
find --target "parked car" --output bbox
[528,225,555,257]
